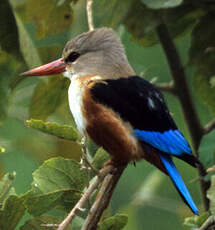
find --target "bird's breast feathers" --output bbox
[68,75,105,134]
[68,77,86,134]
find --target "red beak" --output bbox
[21,58,66,77]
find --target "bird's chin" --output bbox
[63,70,71,79]
[63,70,80,80]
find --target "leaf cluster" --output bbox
[0,119,123,229]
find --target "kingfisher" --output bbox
[22,27,199,215]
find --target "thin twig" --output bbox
[80,137,99,175]
[86,0,94,31]
[156,23,210,210]
[57,165,114,230]
[199,216,215,230]
[207,165,215,173]
[155,81,176,95]
[81,165,127,230]
[203,118,215,135]
[156,23,203,151]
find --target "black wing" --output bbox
[91,76,177,132]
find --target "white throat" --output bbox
[64,70,86,135]
[63,70,80,80]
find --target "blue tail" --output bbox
[159,153,198,215]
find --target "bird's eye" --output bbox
[65,52,80,63]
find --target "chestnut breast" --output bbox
[81,78,142,164]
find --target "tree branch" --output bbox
[199,216,215,230]
[156,23,210,211]
[80,136,99,175]
[155,81,177,95]
[156,23,203,151]
[57,165,114,230]
[203,118,215,135]
[81,165,126,230]
[86,0,94,31]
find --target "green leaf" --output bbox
[132,170,164,205]
[66,0,88,37]
[0,0,21,58]
[25,157,88,216]
[189,13,215,74]
[210,75,215,88]
[25,0,74,39]
[93,0,133,28]
[26,119,78,141]
[207,175,215,215]
[71,216,85,230]
[10,0,75,87]
[21,215,84,230]
[125,1,203,47]
[21,214,84,230]
[13,12,42,68]
[190,13,215,113]
[92,148,110,170]
[199,130,215,168]
[98,214,128,230]
[20,215,68,230]
[0,172,16,204]
[192,74,215,114]
[29,77,70,120]
[10,6,42,87]
[0,51,19,122]
[141,0,183,9]
[124,1,160,47]
[38,45,62,64]
[0,195,26,230]
[184,212,210,228]
[0,147,5,154]
[165,6,205,39]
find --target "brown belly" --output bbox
[82,84,141,165]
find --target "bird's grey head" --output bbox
[62,28,134,79]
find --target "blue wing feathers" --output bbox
[134,129,192,156]
[172,130,191,152]
[159,153,198,215]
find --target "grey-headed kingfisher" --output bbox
[22,28,199,215]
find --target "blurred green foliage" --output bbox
[98,214,128,230]
[20,216,68,230]
[0,0,215,229]
[184,212,210,229]
[0,195,26,230]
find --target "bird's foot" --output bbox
[104,159,128,167]
[80,153,99,175]
[79,157,90,171]
[79,137,99,175]
[104,159,115,167]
